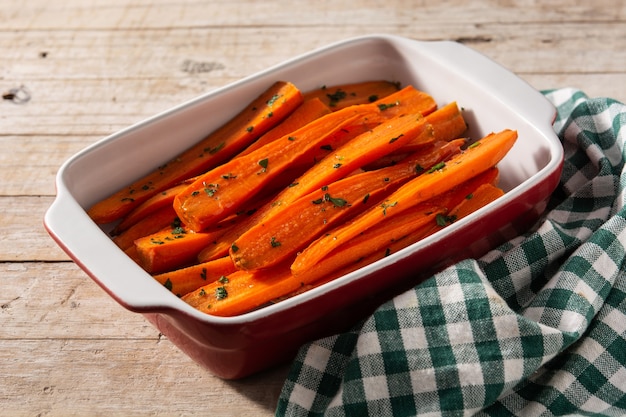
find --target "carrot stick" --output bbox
[134,225,229,274]
[362,101,467,170]
[112,181,191,235]
[230,138,464,270]
[237,97,331,157]
[290,129,518,276]
[173,104,382,232]
[371,85,438,118]
[181,265,303,317]
[297,167,501,283]
[303,80,400,110]
[194,91,441,262]
[87,81,303,224]
[448,183,504,219]
[426,101,468,141]
[112,205,178,251]
[153,256,237,297]
[182,171,504,316]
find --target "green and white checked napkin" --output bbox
[276,88,626,417]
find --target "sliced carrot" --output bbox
[112,205,178,251]
[448,182,504,219]
[173,104,382,232]
[426,101,468,142]
[112,181,192,235]
[303,80,400,110]
[87,81,303,224]
[134,225,229,274]
[182,171,504,317]
[290,129,518,276]
[371,85,438,118]
[237,97,331,157]
[230,138,464,270]
[362,101,467,170]
[238,113,428,228]
[182,264,303,317]
[297,167,501,283]
[152,256,237,297]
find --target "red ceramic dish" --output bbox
[44,34,563,379]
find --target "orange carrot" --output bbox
[426,101,468,142]
[153,256,237,297]
[112,205,179,251]
[112,181,191,234]
[134,225,228,274]
[297,168,501,283]
[448,183,504,219]
[87,81,303,224]
[236,113,428,227]
[173,105,383,232]
[194,91,441,262]
[291,129,518,275]
[237,97,331,157]
[181,264,304,317]
[182,171,504,317]
[230,138,464,270]
[361,101,467,170]
[371,85,438,118]
[303,80,400,110]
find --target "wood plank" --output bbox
[0,262,153,337]
[0,338,289,416]
[1,0,623,30]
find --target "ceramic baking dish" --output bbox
[44,34,563,379]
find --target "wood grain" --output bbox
[1,1,624,415]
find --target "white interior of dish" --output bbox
[46,34,562,321]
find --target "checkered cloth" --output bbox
[276,88,626,417]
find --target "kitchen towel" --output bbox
[276,88,626,416]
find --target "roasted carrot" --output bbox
[112,181,192,235]
[386,101,467,155]
[173,104,383,232]
[181,264,304,317]
[153,256,237,297]
[134,225,229,274]
[371,85,438,118]
[448,182,504,219]
[296,168,501,284]
[290,129,518,276]
[426,101,468,142]
[183,170,505,317]
[87,81,303,224]
[361,100,468,170]
[195,91,441,261]
[237,97,331,157]
[112,205,179,251]
[303,80,400,110]
[230,138,465,270]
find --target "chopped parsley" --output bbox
[215,286,228,300]
[381,201,397,215]
[326,89,347,107]
[428,162,446,173]
[436,213,457,227]
[267,94,280,106]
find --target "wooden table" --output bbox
[2,1,624,415]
